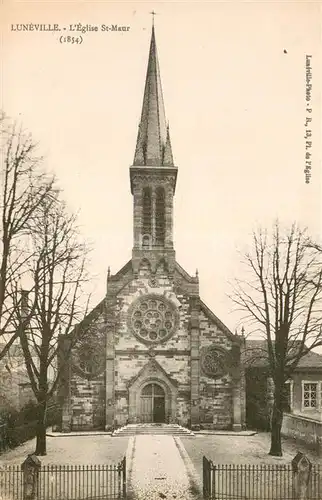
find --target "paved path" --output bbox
[126,435,202,500]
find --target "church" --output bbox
[57,25,246,432]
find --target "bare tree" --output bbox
[232,222,322,456]
[15,192,91,455]
[0,113,54,360]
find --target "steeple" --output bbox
[130,24,177,276]
[133,26,174,167]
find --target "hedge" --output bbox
[0,401,59,452]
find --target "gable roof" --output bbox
[244,339,322,370]
[200,300,238,343]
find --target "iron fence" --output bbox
[0,458,126,500]
[0,464,23,500]
[203,457,322,500]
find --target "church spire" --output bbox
[130,22,177,274]
[133,25,174,167]
[163,124,174,165]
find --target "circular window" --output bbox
[200,346,228,379]
[73,342,105,379]
[128,294,179,344]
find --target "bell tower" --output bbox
[130,25,177,275]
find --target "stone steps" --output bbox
[112,424,195,437]
[113,431,194,436]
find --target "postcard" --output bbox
[1,1,321,499]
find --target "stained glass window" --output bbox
[200,346,228,379]
[128,294,179,344]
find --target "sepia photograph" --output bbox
[0,1,322,499]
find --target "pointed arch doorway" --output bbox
[140,383,165,423]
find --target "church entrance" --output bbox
[140,383,166,423]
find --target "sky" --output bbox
[1,0,321,334]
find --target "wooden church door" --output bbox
[140,383,165,423]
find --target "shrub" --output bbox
[0,399,59,452]
[6,420,38,448]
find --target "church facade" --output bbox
[57,26,246,432]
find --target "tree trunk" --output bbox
[35,400,47,456]
[269,385,284,456]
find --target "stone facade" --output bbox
[57,261,245,431]
[57,25,246,433]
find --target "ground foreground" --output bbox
[182,432,322,481]
[0,434,129,466]
[0,431,321,499]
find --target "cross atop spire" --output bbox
[133,25,174,167]
[150,10,157,26]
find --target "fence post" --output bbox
[122,456,127,498]
[203,456,210,499]
[22,454,41,500]
[291,452,312,500]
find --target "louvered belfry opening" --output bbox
[155,186,165,246]
[142,187,152,246]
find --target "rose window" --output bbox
[128,294,179,344]
[200,346,228,379]
[73,341,105,379]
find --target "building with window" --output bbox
[243,340,322,432]
[283,356,322,452]
[57,26,246,433]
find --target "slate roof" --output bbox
[133,25,174,167]
[244,339,322,370]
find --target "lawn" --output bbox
[0,434,129,466]
[182,432,322,481]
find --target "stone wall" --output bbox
[199,308,233,350]
[176,395,190,426]
[198,307,236,429]
[199,378,233,429]
[282,412,322,455]
[70,374,105,430]
[60,308,107,432]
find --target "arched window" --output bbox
[155,187,165,246]
[142,235,151,249]
[142,383,164,397]
[142,187,152,239]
